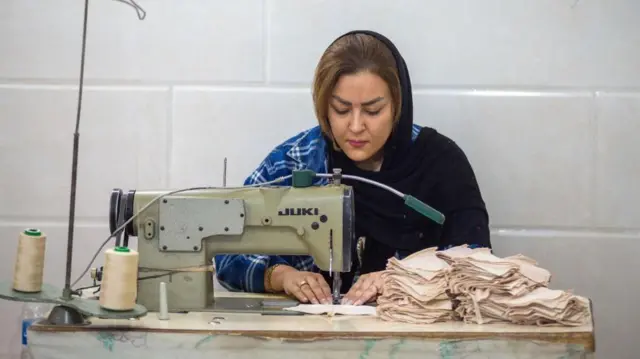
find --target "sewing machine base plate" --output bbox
[0,282,148,321]
[166,296,374,315]
[207,297,303,315]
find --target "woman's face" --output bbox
[328,71,394,171]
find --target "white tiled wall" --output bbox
[1,0,638,358]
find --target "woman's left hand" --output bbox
[341,271,384,305]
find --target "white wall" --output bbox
[1,0,639,358]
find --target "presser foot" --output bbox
[331,272,342,304]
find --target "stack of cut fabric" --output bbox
[454,287,591,326]
[436,248,551,297]
[376,247,454,324]
[435,247,590,326]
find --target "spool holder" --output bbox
[0,188,148,324]
[0,282,147,325]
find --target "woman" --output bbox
[214,30,491,306]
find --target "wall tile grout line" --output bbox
[0,217,638,237]
[3,80,640,95]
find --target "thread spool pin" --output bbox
[158,282,169,320]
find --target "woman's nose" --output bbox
[349,110,365,132]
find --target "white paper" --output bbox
[282,304,377,316]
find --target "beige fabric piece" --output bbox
[376,245,590,327]
[376,246,460,324]
[455,287,590,327]
[438,246,589,327]
[283,304,376,316]
[378,298,452,323]
[437,248,551,296]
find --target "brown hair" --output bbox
[312,33,402,148]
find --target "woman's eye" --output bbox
[333,108,349,115]
[366,109,381,116]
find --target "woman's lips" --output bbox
[347,140,367,148]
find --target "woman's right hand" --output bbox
[280,270,333,304]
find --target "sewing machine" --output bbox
[108,174,355,314]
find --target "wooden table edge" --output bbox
[29,325,594,352]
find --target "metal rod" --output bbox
[63,0,90,300]
[223,157,227,187]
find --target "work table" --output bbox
[27,292,596,359]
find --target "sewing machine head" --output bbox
[108,181,354,313]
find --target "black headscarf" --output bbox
[319,30,491,293]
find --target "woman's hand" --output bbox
[342,271,384,305]
[282,271,333,304]
[270,266,332,304]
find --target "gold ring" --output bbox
[299,280,308,287]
